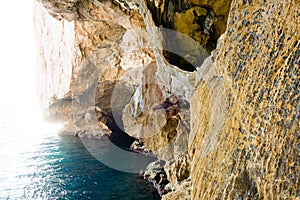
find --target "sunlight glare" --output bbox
[0,1,61,136]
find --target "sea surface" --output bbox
[0,129,160,200]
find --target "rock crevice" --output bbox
[35,0,299,199]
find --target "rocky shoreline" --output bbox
[61,127,169,197]
[142,160,170,197]
[59,122,172,198]
[36,0,300,199]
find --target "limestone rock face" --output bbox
[173,7,209,44]
[35,0,153,134]
[35,0,299,199]
[161,179,190,200]
[34,1,75,111]
[189,0,300,199]
[186,0,232,41]
[120,0,206,161]
[122,61,194,161]
[164,154,190,186]
[36,0,79,21]
[145,0,232,51]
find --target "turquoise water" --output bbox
[0,132,160,199]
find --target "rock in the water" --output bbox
[130,140,151,154]
[35,0,153,137]
[143,160,169,196]
[35,0,300,199]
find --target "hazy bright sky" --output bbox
[0,1,54,133]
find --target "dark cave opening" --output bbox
[106,117,136,151]
[163,50,197,72]
[95,106,136,151]
[144,0,231,72]
[94,80,139,152]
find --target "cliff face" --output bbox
[189,1,300,199]
[34,2,75,110]
[34,0,154,135]
[35,0,299,199]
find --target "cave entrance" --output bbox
[163,50,197,72]
[146,0,232,71]
[95,81,137,151]
[161,28,210,71]
[106,113,136,150]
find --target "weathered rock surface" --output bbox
[189,0,300,199]
[145,0,232,51]
[35,0,299,199]
[35,0,153,135]
[161,179,191,200]
[144,160,169,196]
[122,62,194,161]
[35,0,79,21]
[34,2,75,110]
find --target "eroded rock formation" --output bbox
[35,0,299,199]
[34,0,154,137]
[189,1,300,199]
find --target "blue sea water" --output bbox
[0,131,160,200]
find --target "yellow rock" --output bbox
[174,7,209,46]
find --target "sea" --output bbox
[0,127,160,200]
